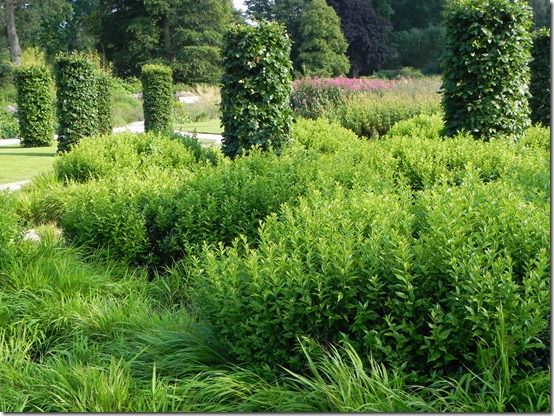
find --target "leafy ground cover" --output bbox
[1,115,550,412]
[0,144,56,184]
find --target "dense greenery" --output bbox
[55,52,98,152]
[442,0,533,140]
[141,64,173,134]
[221,22,293,158]
[529,28,550,125]
[95,71,113,135]
[296,0,349,77]
[7,113,549,411]
[14,64,54,147]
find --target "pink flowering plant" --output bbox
[291,76,397,119]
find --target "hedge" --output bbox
[221,22,293,158]
[141,64,173,134]
[96,71,113,135]
[55,52,99,152]
[15,65,54,147]
[442,0,533,140]
[529,28,550,126]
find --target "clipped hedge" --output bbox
[221,22,293,158]
[442,0,533,140]
[15,65,54,147]
[96,71,113,135]
[55,53,99,152]
[529,28,550,126]
[141,64,173,134]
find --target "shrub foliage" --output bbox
[221,22,293,158]
[141,64,173,134]
[529,28,550,125]
[96,71,113,135]
[441,0,533,140]
[15,64,55,147]
[56,52,99,153]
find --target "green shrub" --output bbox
[96,71,113,135]
[442,0,533,140]
[55,52,99,153]
[141,64,173,134]
[54,132,200,183]
[0,107,19,139]
[15,64,55,147]
[391,26,445,74]
[529,28,550,125]
[192,172,549,380]
[327,90,441,139]
[221,22,293,158]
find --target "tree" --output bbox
[245,0,308,72]
[99,0,234,81]
[327,0,389,76]
[4,0,21,64]
[297,0,349,77]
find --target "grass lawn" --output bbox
[0,144,57,184]
[177,118,222,134]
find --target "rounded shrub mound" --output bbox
[221,22,293,158]
[55,52,99,153]
[441,0,533,140]
[141,64,173,134]
[96,71,113,135]
[529,28,550,126]
[192,174,549,380]
[15,64,54,147]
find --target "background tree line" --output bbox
[0,0,550,81]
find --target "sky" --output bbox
[233,0,246,11]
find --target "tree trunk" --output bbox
[4,0,21,65]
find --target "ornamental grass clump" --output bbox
[55,52,99,153]
[442,0,533,140]
[141,64,173,134]
[15,64,54,147]
[221,22,293,158]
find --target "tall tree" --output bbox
[245,0,308,71]
[297,0,349,77]
[4,0,21,64]
[327,0,389,76]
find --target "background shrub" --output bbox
[55,52,99,153]
[441,0,533,140]
[529,28,550,125]
[221,22,293,158]
[141,64,173,134]
[96,71,113,135]
[15,64,55,147]
[54,132,202,183]
[0,106,19,139]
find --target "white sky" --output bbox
[233,0,247,11]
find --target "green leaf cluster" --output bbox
[0,193,18,266]
[55,52,99,153]
[297,0,350,77]
[221,22,293,158]
[529,27,550,125]
[141,64,173,134]
[15,64,55,147]
[441,0,533,140]
[96,71,113,135]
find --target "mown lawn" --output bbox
[0,144,57,184]
[176,119,222,134]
